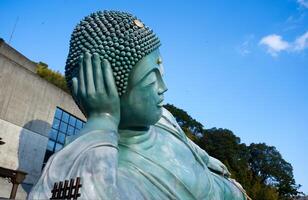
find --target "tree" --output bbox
[198,128,280,200]
[164,104,203,139]
[164,103,301,200]
[248,143,301,199]
[36,62,69,93]
[198,128,248,167]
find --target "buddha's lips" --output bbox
[157,99,164,107]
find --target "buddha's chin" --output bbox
[155,107,163,121]
[119,106,163,130]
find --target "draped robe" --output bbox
[29,108,247,200]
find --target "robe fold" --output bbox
[29,108,247,200]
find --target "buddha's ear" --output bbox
[72,77,78,98]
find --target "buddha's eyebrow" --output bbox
[157,58,164,76]
[132,68,157,88]
[159,65,164,76]
[142,68,158,81]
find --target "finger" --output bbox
[78,55,86,97]
[93,53,105,93]
[72,77,78,97]
[102,58,118,96]
[84,52,95,96]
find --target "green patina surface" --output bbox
[29,10,248,200]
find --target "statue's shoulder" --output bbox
[157,108,180,129]
[155,108,187,140]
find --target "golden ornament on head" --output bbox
[133,19,144,28]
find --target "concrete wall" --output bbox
[0,39,36,73]
[0,119,48,184]
[0,119,46,199]
[0,40,85,199]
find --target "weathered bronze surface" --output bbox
[29,10,248,200]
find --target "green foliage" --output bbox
[165,103,301,200]
[36,62,69,93]
[248,143,301,199]
[164,104,203,136]
[199,128,281,200]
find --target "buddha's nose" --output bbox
[158,79,168,95]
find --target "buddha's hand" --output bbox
[208,156,231,177]
[72,52,120,130]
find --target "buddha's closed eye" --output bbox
[140,71,157,87]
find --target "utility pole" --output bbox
[8,16,19,44]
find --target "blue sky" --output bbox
[1,0,308,194]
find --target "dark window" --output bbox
[49,129,58,141]
[67,125,75,136]
[69,116,76,126]
[47,140,55,151]
[76,120,83,130]
[42,107,85,169]
[74,129,80,135]
[62,112,69,123]
[59,122,68,133]
[52,119,60,129]
[55,143,63,152]
[55,109,62,119]
[57,132,66,144]
[43,150,53,167]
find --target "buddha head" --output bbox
[65,10,167,130]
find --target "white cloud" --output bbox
[284,13,306,31]
[293,31,308,51]
[259,31,308,56]
[237,35,254,56]
[259,34,290,56]
[298,0,308,8]
[238,45,250,56]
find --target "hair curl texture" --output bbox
[65,10,161,96]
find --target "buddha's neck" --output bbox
[118,126,153,145]
[118,127,149,136]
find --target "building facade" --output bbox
[0,39,85,199]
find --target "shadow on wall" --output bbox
[18,120,51,197]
